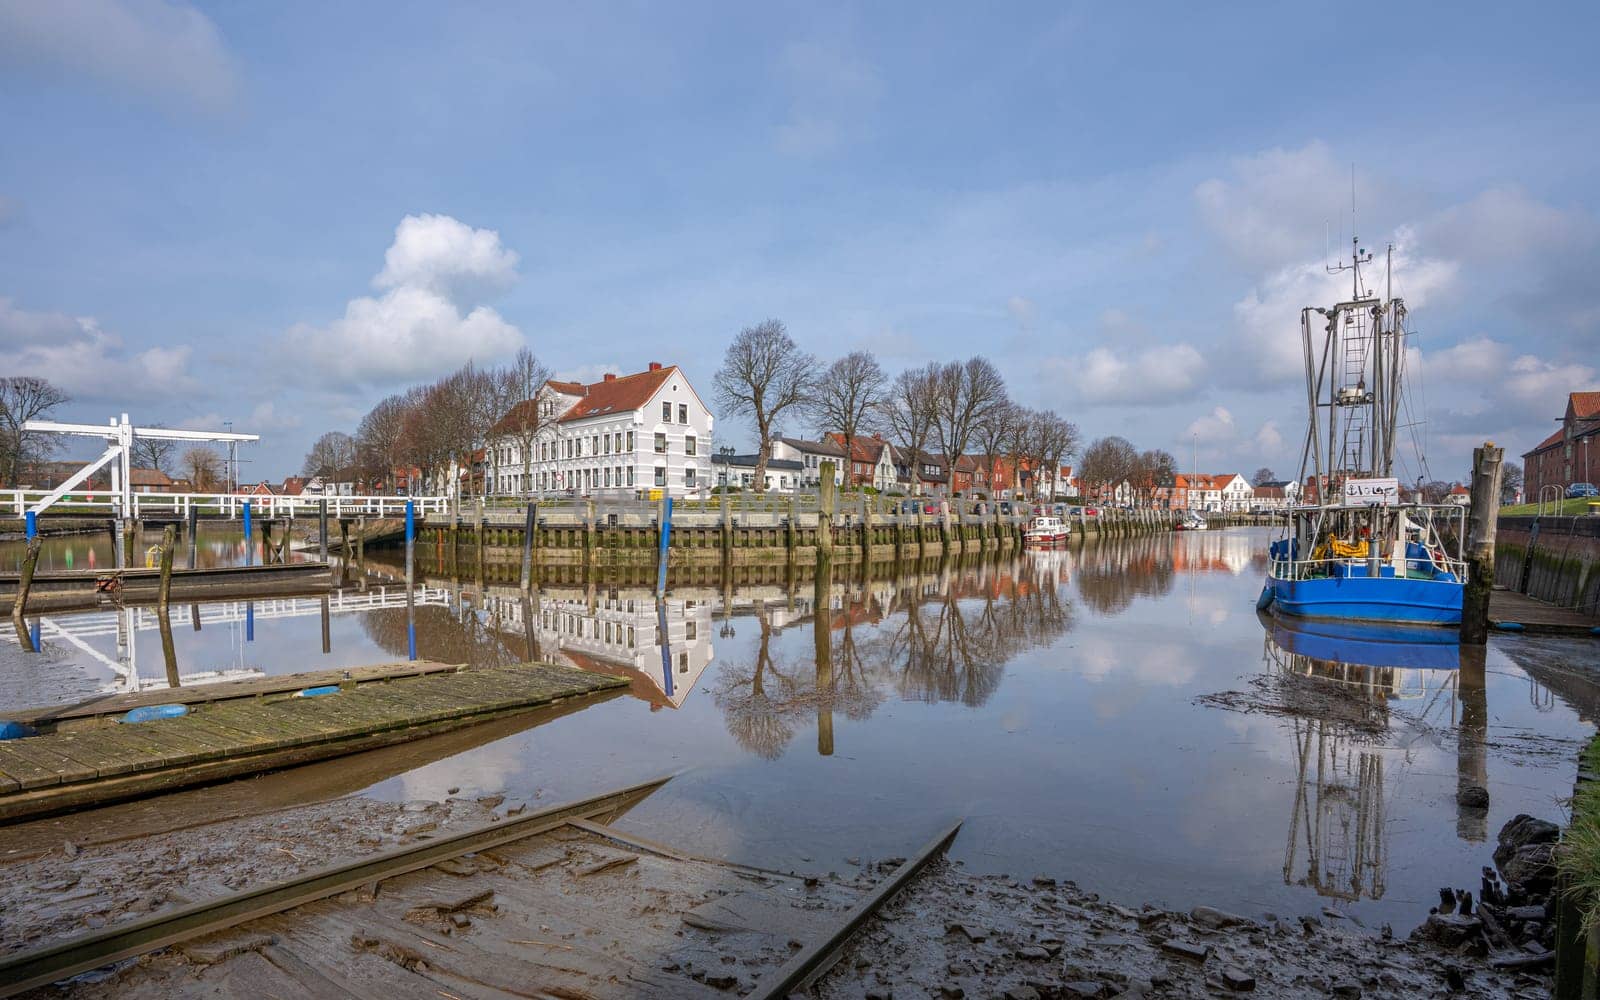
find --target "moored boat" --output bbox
[1023,513,1070,547]
[1261,232,1466,627]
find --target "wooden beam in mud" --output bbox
[0,774,675,998]
[749,819,964,999]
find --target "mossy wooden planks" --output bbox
[0,662,624,822]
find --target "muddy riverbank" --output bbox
[0,789,1548,998]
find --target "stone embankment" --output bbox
[1495,515,1600,615]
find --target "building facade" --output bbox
[710,452,806,491]
[487,363,714,499]
[1524,391,1600,498]
[770,437,847,488]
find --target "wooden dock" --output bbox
[0,662,626,824]
[1490,588,1600,635]
[6,660,467,732]
[0,563,332,614]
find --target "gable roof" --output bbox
[547,380,587,396]
[129,467,171,487]
[777,436,847,457]
[1570,391,1600,420]
[824,432,890,464]
[561,366,678,423]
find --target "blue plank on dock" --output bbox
[0,662,627,823]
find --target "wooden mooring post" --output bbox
[817,462,836,559]
[157,524,176,612]
[1460,442,1504,645]
[11,536,41,652]
[520,502,537,591]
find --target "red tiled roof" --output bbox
[825,432,888,464]
[1569,391,1600,420]
[547,380,587,396]
[129,467,171,487]
[560,366,677,423]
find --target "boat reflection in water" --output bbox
[1262,612,1489,904]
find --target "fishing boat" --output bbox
[1261,233,1467,626]
[1023,513,1070,548]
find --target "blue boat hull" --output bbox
[1262,611,1462,670]
[1267,574,1462,626]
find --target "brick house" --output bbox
[1523,391,1600,498]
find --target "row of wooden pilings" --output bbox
[420,482,1185,577]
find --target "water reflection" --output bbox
[2,529,1593,931]
[1260,614,1493,902]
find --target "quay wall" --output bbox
[1495,515,1600,615]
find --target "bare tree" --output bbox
[126,423,178,475]
[973,402,1021,499]
[1080,436,1137,503]
[357,393,413,492]
[0,376,70,485]
[1035,410,1081,500]
[1499,461,1523,505]
[714,320,817,491]
[882,364,941,494]
[303,431,357,480]
[1130,448,1176,507]
[929,358,1008,488]
[813,351,885,490]
[181,446,223,491]
[1251,466,1277,486]
[497,348,553,496]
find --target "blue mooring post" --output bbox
[404,500,415,588]
[24,511,36,541]
[655,495,672,597]
[242,501,253,567]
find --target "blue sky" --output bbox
[2,1,1597,483]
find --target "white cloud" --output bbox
[180,401,300,434]
[773,40,880,157]
[1006,296,1036,330]
[0,297,196,401]
[1230,244,1457,386]
[374,214,520,301]
[1052,343,1206,405]
[1186,406,1235,444]
[0,0,237,113]
[286,215,527,388]
[1195,141,1371,270]
[1253,419,1284,453]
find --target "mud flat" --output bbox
[1,792,1547,999]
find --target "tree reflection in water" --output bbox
[710,553,1075,759]
[1075,535,1176,615]
[712,611,800,760]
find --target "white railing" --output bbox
[6,489,449,520]
[1269,553,1469,583]
[0,585,452,643]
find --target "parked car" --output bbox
[1567,482,1599,499]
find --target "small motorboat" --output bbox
[1177,512,1208,531]
[1023,513,1070,547]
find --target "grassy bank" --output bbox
[1504,498,1600,516]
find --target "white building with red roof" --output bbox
[488,362,715,498]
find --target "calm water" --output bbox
[2,528,1595,929]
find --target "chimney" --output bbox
[603,373,616,382]
[648,362,662,372]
